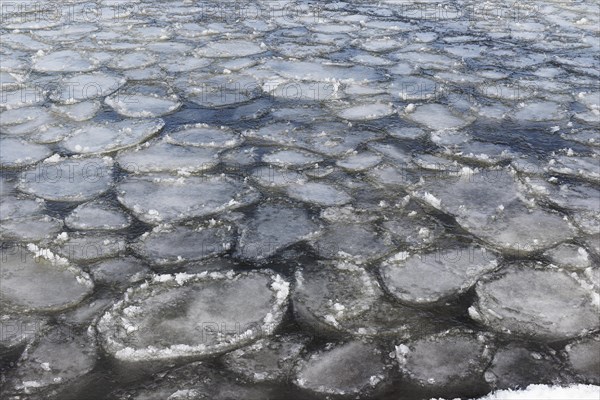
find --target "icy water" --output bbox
[0,0,599,399]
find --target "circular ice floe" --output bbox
[1,176,14,196]
[126,26,172,41]
[262,149,323,169]
[244,123,297,146]
[466,205,578,255]
[52,232,126,263]
[485,343,564,390]
[0,314,47,351]
[286,181,352,206]
[89,257,151,289]
[51,100,102,121]
[565,334,600,384]
[380,246,498,305]
[573,110,599,124]
[0,55,26,74]
[116,174,260,224]
[116,140,219,174]
[548,155,600,183]
[62,119,164,155]
[0,214,63,243]
[430,129,471,146]
[275,42,337,58]
[1,33,52,51]
[195,40,266,58]
[32,50,97,72]
[307,165,337,179]
[576,91,600,110]
[0,195,44,222]
[176,71,262,106]
[382,202,445,250]
[3,69,23,86]
[358,37,405,52]
[165,124,242,149]
[96,271,290,363]
[49,72,126,103]
[404,103,474,131]
[187,87,259,108]
[337,297,449,339]
[294,341,389,396]
[396,329,492,390]
[388,126,425,140]
[111,360,276,400]
[562,130,599,148]
[368,141,412,164]
[32,23,98,43]
[447,142,516,165]
[218,57,258,72]
[58,293,115,328]
[245,121,374,158]
[222,334,308,383]
[267,80,340,102]
[543,243,591,271]
[30,125,74,144]
[367,164,419,189]
[478,82,536,102]
[4,326,97,397]
[235,204,320,262]
[312,223,394,263]
[120,66,166,82]
[18,156,114,202]
[336,151,382,172]
[390,76,440,101]
[351,53,394,67]
[1,87,46,109]
[0,138,52,168]
[413,169,577,254]
[470,264,599,340]
[292,261,381,333]
[584,234,600,257]
[65,199,132,231]
[105,93,181,118]
[249,166,307,188]
[0,106,53,129]
[513,101,567,122]
[0,106,46,128]
[160,57,211,73]
[584,267,600,293]
[108,52,157,70]
[266,60,381,83]
[336,103,395,121]
[131,224,235,266]
[0,245,93,313]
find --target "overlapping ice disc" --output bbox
[97,271,289,362]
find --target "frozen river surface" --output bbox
[0,0,599,399]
